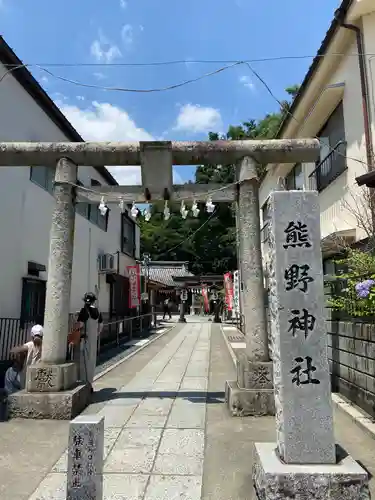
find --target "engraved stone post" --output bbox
[253,191,370,500]
[43,157,77,364]
[268,190,335,464]
[67,415,104,500]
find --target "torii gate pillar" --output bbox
[1,138,320,419]
[225,157,275,417]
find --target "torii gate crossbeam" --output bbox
[2,139,320,419]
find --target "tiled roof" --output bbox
[141,263,194,287]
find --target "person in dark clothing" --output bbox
[163,298,172,320]
[77,292,103,393]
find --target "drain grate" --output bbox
[228,335,244,342]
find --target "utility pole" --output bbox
[142,253,151,329]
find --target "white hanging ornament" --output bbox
[163,201,171,221]
[130,202,139,218]
[205,197,215,213]
[180,201,188,220]
[191,200,200,217]
[143,206,152,222]
[118,199,125,213]
[98,196,108,216]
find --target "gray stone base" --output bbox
[225,380,275,417]
[237,354,273,390]
[26,362,77,392]
[7,383,91,420]
[253,443,370,500]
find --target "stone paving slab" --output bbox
[28,472,151,500]
[28,322,210,500]
[144,475,202,500]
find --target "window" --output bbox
[261,200,270,243]
[75,178,108,231]
[313,102,347,191]
[121,212,136,256]
[89,179,108,231]
[30,166,55,194]
[75,180,89,218]
[285,163,304,190]
[261,200,270,226]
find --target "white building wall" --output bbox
[0,61,139,318]
[260,17,375,244]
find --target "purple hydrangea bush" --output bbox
[355,279,375,299]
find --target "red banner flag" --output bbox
[202,286,209,313]
[127,264,141,308]
[224,272,234,311]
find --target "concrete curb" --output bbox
[220,324,375,439]
[220,324,238,368]
[331,393,375,439]
[93,325,175,382]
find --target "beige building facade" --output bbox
[260,0,375,275]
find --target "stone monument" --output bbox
[253,191,370,499]
[67,415,104,500]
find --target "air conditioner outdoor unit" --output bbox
[98,253,115,273]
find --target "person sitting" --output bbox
[10,324,43,387]
[4,353,25,396]
[11,324,43,368]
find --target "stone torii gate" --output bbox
[0,139,320,419]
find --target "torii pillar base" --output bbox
[7,363,91,420]
[225,353,275,417]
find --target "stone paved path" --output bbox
[29,322,210,500]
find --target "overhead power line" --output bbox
[3,52,375,67]
[0,61,241,93]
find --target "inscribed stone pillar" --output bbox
[67,415,104,500]
[42,158,77,364]
[268,190,335,464]
[253,190,370,500]
[237,157,269,361]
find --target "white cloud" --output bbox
[90,31,122,63]
[139,25,144,32]
[121,24,134,48]
[53,92,68,101]
[174,104,222,134]
[76,96,85,101]
[239,75,255,91]
[58,101,183,185]
[119,0,127,8]
[93,72,106,80]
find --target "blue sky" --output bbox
[1,0,341,184]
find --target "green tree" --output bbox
[139,85,299,275]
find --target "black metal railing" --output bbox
[0,312,155,362]
[309,141,347,192]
